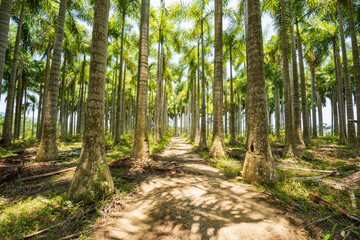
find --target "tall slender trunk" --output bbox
[332,86,338,135]
[275,86,281,141]
[14,59,24,139]
[210,0,225,157]
[229,46,236,144]
[111,69,117,137]
[36,83,43,138]
[0,0,12,98]
[281,0,294,157]
[242,0,277,184]
[130,0,150,160]
[194,43,200,144]
[337,0,356,143]
[77,55,85,134]
[36,0,67,160]
[347,0,360,146]
[68,0,114,201]
[115,11,126,143]
[199,21,207,149]
[334,41,347,144]
[38,41,52,139]
[32,104,35,137]
[70,82,75,135]
[317,91,323,136]
[174,106,178,137]
[22,81,26,138]
[154,34,163,142]
[2,0,25,145]
[121,64,126,135]
[310,64,317,139]
[163,84,168,135]
[296,22,310,145]
[58,51,67,137]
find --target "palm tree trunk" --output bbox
[317,91,323,136]
[242,0,277,184]
[1,0,25,145]
[115,11,126,143]
[111,69,117,137]
[22,81,26,138]
[337,0,356,143]
[229,46,236,144]
[130,0,150,160]
[14,59,24,139]
[224,82,227,137]
[58,51,67,137]
[154,35,163,142]
[310,64,317,139]
[347,0,360,146]
[38,41,52,139]
[210,0,225,157]
[68,0,114,201]
[70,82,75,135]
[296,21,310,145]
[121,64,126,135]
[0,0,12,98]
[275,86,281,141]
[199,21,207,149]
[36,83,43,138]
[194,43,200,144]
[36,0,67,160]
[332,86,338,135]
[77,55,85,134]
[280,0,294,157]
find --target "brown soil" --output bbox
[91,138,308,240]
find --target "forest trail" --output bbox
[91,138,307,240]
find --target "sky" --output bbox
[0,0,339,130]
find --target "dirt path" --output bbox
[91,138,308,240]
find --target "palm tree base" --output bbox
[36,140,59,161]
[242,151,278,184]
[209,136,226,158]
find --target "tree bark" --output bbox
[199,19,207,149]
[68,0,114,201]
[121,64,126,135]
[242,0,278,184]
[317,91,323,136]
[229,46,236,144]
[310,64,317,139]
[0,0,12,98]
[130,0,150,160]
[22,80,26,138]
[36,0,67,160]
[2,0,25,145]
[58,51,67,137]
[296,22,310,145]
[77,55,85,134]
[275,86,281,141]
[154,27,163,143]
[337,0,356,143]
[281,0,294,157]
[210,0,225,157]
[14,59,24,139]
[347,0,360,146]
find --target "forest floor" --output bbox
[0,135,359,239]
[90,138,307,240]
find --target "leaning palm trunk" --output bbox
[2,0,25,146]
[347,0,360,147]
[209,0,225,157]
[242,0,278,184]
[130,0,150,160]
[290,25,305,151]
[296,22,310,145]
[36,0,67,160]
[68,0,114,201]
[280,0,294,157]
[0,0,12,98]
[337,0,356,143]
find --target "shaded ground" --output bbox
[91,138,307,240]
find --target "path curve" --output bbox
[91,138,308,240]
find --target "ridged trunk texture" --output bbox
[130,0,150,160]
[58,52,67,137]
[0,0,12,97]
[229,47,236,144]
[209,0,225,157]
[275,87,281,141]
[2,0,25,145]
[310,65,317,139]
[115,11,126,143]
[347,0,360,146]
[68,0,114,201]
[337,0,356,143]
[290,25,305,151]
[296,22,310,145]
[14,60,23,139]
[194,43,200,145]
[38,41,52,139]
[77,56,85,134]
[154,39,163,142]
[199,20,207,149]
[36,0,67,160]
[316,91,323,136]
[334,42,347,144]
[242,0,278,184]
[280,0,294,157]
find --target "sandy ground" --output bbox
[91,138,308,240]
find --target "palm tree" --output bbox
[0,0,12,98]
[209,0,225,157]
[242,0,278,184]
[347,0,360,146]
[337,0,356,144]
[36,0,67,160]
[280,0,294,157]
[2,0,26,146]
[130,0,150,160]
[68,0,114,200]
